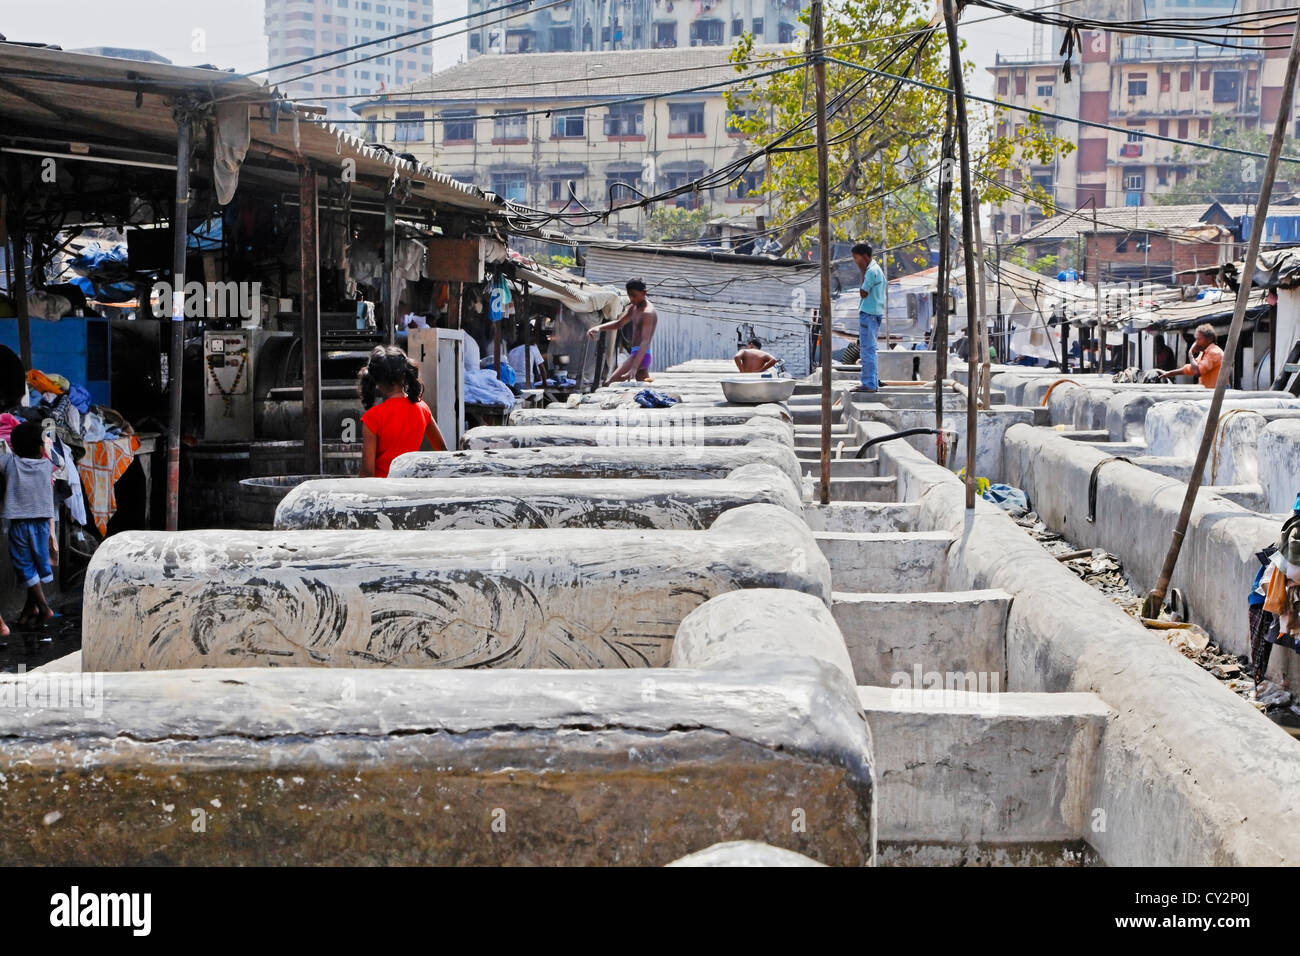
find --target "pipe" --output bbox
[855,427,958,464]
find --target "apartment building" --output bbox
[355,47,780,238]
[988,0,1296,240]
[265,0,436,123]
[465,0,806,56]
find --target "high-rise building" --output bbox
[264,0,437,124]
[465,0,806,57]
[988,0,1295,239]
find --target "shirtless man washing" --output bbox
[587,278,659,385]
[733,337,781,373]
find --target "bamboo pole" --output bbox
[813,0,834,506]
[1142,14,1300,618]
[165,106,194,532]
[943,0,980,509]
[934,94,954,464]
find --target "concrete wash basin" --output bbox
[721,377,798,404]
[82,504,830,672]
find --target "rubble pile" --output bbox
[1012,510,1299,735]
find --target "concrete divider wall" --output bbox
[0,655,873,865]
[461,418,793,450]
[82,504,830,672]
[1001,425,1289,685]
[864,417,1300,865]
[273,465,802,532]
[1259,419,1300,514]
[389,440,805,488]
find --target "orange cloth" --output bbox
[1264,565,1288,615]
[79,434,139,534]
[26,369,68,395]
[1180,343,1223,389]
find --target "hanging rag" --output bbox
[79,434,138,534]
[27,369,68,394]
[213,103,251,206]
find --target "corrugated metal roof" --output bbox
[0,41,508,217]
[583,245,820,310]
[1019,204,1223,242]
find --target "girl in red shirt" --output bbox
[357,346,447,478]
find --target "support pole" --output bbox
[934,93,954,464]
[1092,202,1103,375]
[1143,13,1300,618]
[972,186,991,408]
[881,160,890,351]
[384,193,396,346]
[4,159,32,371]
[523,281,533,389]
[813,0,834,506]
[300,165,323,476]
[165,109,193,532]
[942,0,980,509]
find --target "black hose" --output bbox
[854,427,958,463]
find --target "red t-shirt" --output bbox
[361,395,433,477]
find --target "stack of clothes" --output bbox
[3,369,139,536]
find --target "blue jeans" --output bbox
[858,312,881,389]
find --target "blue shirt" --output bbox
[859,259,885,316]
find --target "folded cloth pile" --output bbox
[633,388,680,408]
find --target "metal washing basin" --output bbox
[721,377,797,404]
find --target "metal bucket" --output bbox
[248,440,361,477]
[235,475,331,530]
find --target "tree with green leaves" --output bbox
[724,0,1073,255]
[1156,114,1297,206]
[645,206,711,244]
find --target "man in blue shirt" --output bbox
[851,241,885,392]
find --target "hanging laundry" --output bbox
[79,434,139,535]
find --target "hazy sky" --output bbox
[0,1,1033,95]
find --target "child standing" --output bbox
[1,422,56,631]
[357,345,447,478]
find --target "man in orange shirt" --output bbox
[1158,323,1223,388]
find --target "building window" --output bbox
[442,110,477,142]
[632,24,643,42]
[604,103,644,136]
[493,110,527,140]
[1127,74,1147,97]
[728,170,762,200]
[654,21,676,47]
[1127,125,1143,142]
[1178,118,1189,139]
[601,25,611,43]
[470,33,481,51]
[752,17,764,35]
[1158,118,1169,136]
[551,109,585,138]
[1014,74,1026,95]
[997,75,1008,95]
[731,17,743,36]
[394,111,425,141]
[1213,72,1239,103]
[1180,70,1191,92]
[549,177,574,203]
[665,169,705,208]
[1124,173,1145,191]
[491,174,528,203]
[779,21,795,42]
[1036,83,1053,97]
[669,102,706,136]
[1199,118,1210,137]
[551,26,572,48]
[1200,69,1211,90]
[690,19,723,45]
[506,29,535,52]
[1125,191,1142,206]
[605,173,638,205]
[726,106,757,133]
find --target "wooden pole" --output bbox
[299,165,323,476]
[934,93,954,463]
[942,0,980,510]
[384,193,396,346]
[813,0,834,506]
[165,108,193,532]
[4,159,32,371]
[972,186,991,408]
[1143,14,1300,618]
